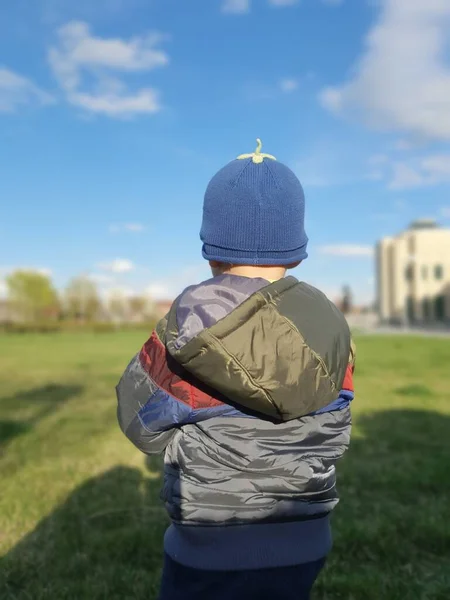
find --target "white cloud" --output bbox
[109,223,145,233]
[71,88,159,116]
[222,0,250,13]
[245,76,303,101]
[394,139,415,151]
[422,155,450,179]
[441,207,450,218]
[125,223,145,232]
[98,259,135,273]
[50,21,168,79]
[0,67,55,113]
[319,245,374,257]
[222,0,301,13]
[89,273,115,284]
[48,21,168,117]
[279,78,299,93]
[146,283,172,300]
[368,154,388,166]
[389,163,424,190]
[269,0,299,6]
[389,154,450,189]
[320,0,450,141]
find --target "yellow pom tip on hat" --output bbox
[237,138,277,164]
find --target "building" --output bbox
[0,300,20,324]
[377,220,450,325]
[154,299,173,319]
[0,300,12,324]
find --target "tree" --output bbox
[65,276,101,321]
[6,270,59,322]
[128,296,154,321]
[341,285,353,315]
[129,296,146,316]
[108,291,129,323]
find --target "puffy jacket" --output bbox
[117,274,355,570]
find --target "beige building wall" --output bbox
[377,221,450,324]
[377,238,393,321]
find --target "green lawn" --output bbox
[0,332,449,600]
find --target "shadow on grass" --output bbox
[1,411,449,600]
[0,384,83,452]
[0,420,32,448]
[1,459,166,600]
[315,409,450,600]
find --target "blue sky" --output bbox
[1,0,450,304]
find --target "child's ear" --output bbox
[286,261,301,270]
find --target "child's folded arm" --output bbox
[116,354,179,455]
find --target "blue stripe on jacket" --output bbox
[138,384,354,433]
[312,389,354,415]
[138,387,245,432]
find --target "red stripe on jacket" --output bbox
[139,331,225,410]
[342,364,354,393]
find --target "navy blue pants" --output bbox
[158,554,326,600]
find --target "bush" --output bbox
[91,323,117,334]
[0,320,157,335]
[1,321,60,334]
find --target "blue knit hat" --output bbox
[200,139,308,266]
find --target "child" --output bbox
[116,140,355,600]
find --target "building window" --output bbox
[422,298,432,320]
[422,266,428,280]
[435,295,446,321]
[406,296,415,322]
[434,265,444,280]
[405,265,413,281]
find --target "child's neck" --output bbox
[220,265,287,282]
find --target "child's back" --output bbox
[117,141,355,600]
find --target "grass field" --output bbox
[0,332,449,600]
